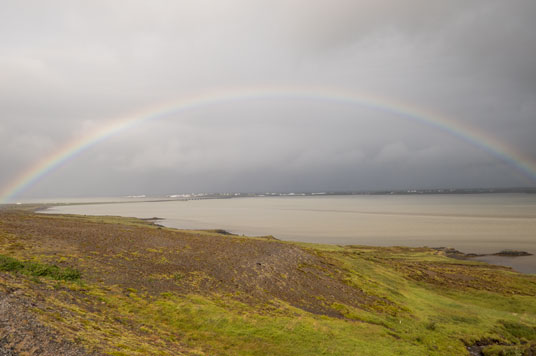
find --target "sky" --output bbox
[1,0,535,200]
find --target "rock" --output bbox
[493,250,533,257]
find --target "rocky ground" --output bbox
[0,280,100,356]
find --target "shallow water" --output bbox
[43,194,536,273]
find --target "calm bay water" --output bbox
[43,194,536,273]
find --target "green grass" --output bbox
[53,287,434,356]
[35,256,534,356]
[0,253,81,281]
[500,320,536,340]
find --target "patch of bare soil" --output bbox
[0,211,381,318]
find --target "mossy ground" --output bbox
[0,209,535,355]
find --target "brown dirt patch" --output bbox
[0,210,380,317]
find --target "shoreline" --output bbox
[35,201,536,274]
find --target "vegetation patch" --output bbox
[0,253,81,281]
[500,320,536,340]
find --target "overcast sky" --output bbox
[1,0,535,199]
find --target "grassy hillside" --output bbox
[0,209,535,355]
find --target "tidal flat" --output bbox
[0,208,535,355]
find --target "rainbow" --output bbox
[1,85,535,203]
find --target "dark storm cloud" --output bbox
[1,1,535,199]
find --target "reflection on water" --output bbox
[43,194,536,273]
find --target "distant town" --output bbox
[125,187,536,201]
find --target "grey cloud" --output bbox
[0,1,534,200]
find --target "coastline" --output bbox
[432,247,535,274]
[0,208,535,355]
[38,195,536,274]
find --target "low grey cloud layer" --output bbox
[1,0,535,199]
